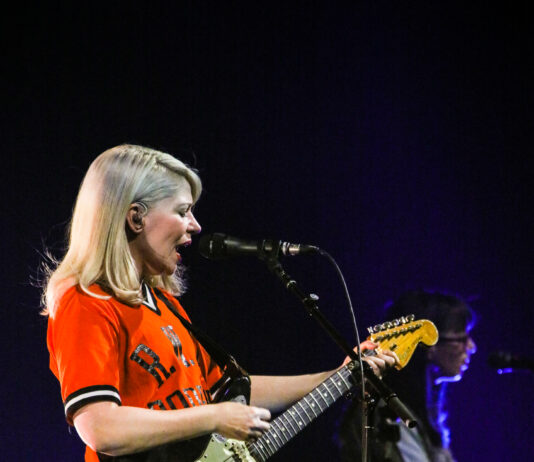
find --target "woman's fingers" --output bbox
[362,356,383,377]
[378,349,400,367]
[250,407,271,431]
[361,349,400,378]
[214,402,271,441]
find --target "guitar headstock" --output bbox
[366,315,438,369]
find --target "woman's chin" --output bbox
[163,265,178,276]
[142,262,175,278]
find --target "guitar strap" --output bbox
[152,287,250,402]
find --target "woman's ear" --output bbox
[126,203,146,234]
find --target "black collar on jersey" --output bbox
[141,283,162,315]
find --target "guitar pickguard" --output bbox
[194,435,255,462]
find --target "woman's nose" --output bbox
[188,213,202,234]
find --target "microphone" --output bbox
[487,351,534,374]
[198,233,319,260]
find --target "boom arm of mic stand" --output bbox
[261,247,417,428]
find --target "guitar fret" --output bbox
[310,389,324,412]
[297,400,312,422]
[321,383,332,409]
[281,410,299,436]
[247,439,265,462]
[262,429,279,456]
[330,373,345,396]
[304,395,319,417]
[256,427,277,461]
[276,415,293,438]
[268,423,284,452]
[339,369,352,390]
[334,372,346,394]
[275,416,293,442]
[324,379,337,400]
[271,419,288,445]
[288,406,303,432]
[313,385,329,409]
[253,441,269,462]
[291,403,307,430]
[258,435,276,459]
[320,381,336,403]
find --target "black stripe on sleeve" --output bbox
[64,385,121,424]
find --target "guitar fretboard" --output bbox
[248,363,357,462]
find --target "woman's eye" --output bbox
[176,205,192,218]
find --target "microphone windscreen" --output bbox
[198,233,227,260]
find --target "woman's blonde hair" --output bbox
[42,144,202,317]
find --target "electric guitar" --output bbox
[193,315,438,462]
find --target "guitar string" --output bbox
[249,365,355,460]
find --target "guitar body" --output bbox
[101,372,252,462]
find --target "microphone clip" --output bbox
[258,239,282,263]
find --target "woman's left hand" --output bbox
[342,340,399,378]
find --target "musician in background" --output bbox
[43,144,398,461]
[337,290,476,462]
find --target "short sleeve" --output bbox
[47,288,122,424]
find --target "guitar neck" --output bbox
[244,317,438,462]
[247,362,357,462]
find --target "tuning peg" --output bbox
[368,317,413,335]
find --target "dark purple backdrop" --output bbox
[3,2,532,461]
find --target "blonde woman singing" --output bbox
[44,144,397,461]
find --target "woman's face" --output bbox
[129,183,201,278]
[428,329,476,383]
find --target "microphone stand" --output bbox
[259,242,418,435]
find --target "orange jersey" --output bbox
[47,283,223,461]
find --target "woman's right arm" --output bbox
[73,401,271,457]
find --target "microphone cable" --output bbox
[316,248,368,462]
